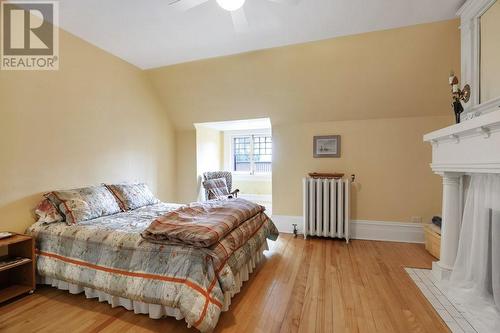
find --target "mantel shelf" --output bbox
[424,110,500,174]
[424,110,500,143]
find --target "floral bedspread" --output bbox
[26,202,279,332]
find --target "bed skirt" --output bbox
[38,242,268,326]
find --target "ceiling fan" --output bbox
[168,0,300,33]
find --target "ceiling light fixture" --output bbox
[216,0,246,11]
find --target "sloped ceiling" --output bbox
[147,20,460,129]
[57,0,464,69]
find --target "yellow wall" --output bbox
[480,1,500,102]
[175,129,198,204]
[195,126,224,200]
[273,116,451,221]
[196,126,223,175]
[233,180,272,195]
[0,28,176,233]
[147,20,460,222]
[0,19,461,232]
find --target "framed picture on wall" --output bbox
[313,135,341,158]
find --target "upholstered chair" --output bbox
[202,171,240,201]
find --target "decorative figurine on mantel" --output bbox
[449,71,471,124]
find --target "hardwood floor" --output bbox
[0,234,449,333]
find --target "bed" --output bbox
[26,187,278,332]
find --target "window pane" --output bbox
[253,135,272,173]
[232,135,272,173]
[235,162,251,171]
[233,136,251,172]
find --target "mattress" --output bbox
[26,202,278,332]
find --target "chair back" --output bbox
[202,171,233,200]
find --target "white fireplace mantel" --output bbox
[424,109,500,174]
[423,109,500,280]
[421,2,500,329]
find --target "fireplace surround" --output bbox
[422,2,500,330]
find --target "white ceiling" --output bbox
[57,0,464,69]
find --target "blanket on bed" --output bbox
[141,198,265,247]
[26,202,278,333]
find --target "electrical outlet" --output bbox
[411,216,423,223]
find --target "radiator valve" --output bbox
[292,224,298,237]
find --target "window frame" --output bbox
[224,129,272,179]
[233,135,253,174]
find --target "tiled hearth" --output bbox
[406,268,486,333]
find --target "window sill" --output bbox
[233,173,272,181]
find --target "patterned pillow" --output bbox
[105,183,159,211]
[33,199,64,224]
[203,178,230,200]
[45,185,122,225]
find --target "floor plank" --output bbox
[0,234,450,333]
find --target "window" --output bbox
[234,136,251,172]
[232,134,272,174]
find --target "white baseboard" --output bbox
[271,215,303,234]
[270,215,424,244]
[350,220,424,243]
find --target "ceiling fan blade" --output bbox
[231,8,249,33]
[169,0,209,11]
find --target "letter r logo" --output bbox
[2,2,54,56]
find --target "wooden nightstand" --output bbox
[0,234,35,303]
